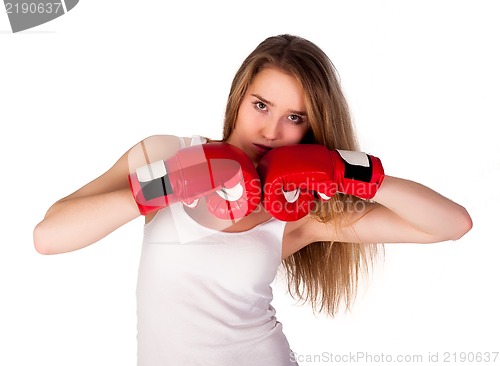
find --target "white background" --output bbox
[1,1,499,365]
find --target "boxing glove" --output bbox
[128,143,261,220]
[257,144,385,221]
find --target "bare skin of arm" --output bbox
[33,135,185,254]
[282,176,473,259]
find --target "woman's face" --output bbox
[227,67,311,164]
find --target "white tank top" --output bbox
[136,136,297,366]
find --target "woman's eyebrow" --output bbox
[250,93,307,116]
[289,109,307,117]
[251,93,274,107]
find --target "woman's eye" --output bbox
[288,114,303,124]
[254,101,267,111]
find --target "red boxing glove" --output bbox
[257,144,385,221]
[128,143,261,220]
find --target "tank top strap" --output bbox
[177,135,207,149]
[190,135,207,146]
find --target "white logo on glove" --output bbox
[216,183,244,202]
[337,150,369,167]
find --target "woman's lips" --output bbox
[253,143,273,155]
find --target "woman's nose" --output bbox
[261,118,280,141]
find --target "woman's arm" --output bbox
[368,176,472,241]
[34,189,139,255]
[300,175,472,247]
[33,135,183,254]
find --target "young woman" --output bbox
[33,34,472,365]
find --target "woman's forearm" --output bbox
[372,176,472,241]
[34,188,141,255]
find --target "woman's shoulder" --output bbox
[139,134,213,150]
[281,215,320,259]
[132,134,192,158]
[139,134,186,147]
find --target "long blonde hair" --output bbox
[222,34,382,317]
